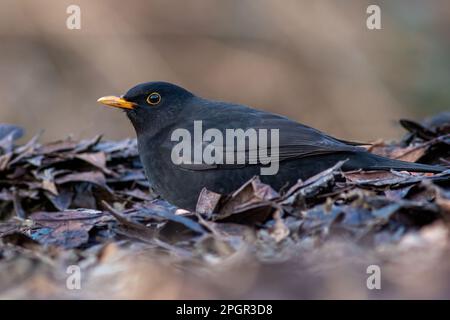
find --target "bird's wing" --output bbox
[170,104,365,170]
[246,112,365,162]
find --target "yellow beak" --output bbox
[97,96,136,110]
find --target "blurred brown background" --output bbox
[0,0,449,142]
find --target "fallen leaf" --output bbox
[75,152,113,175]
[29,209,112,248]
[196,188,222,216]
[56,171,111,192]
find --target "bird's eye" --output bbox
[146,92,161,105]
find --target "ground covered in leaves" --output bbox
[0,113,449,299]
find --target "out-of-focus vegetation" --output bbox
[0,0,449,142]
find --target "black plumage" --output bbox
[98,82,446,209]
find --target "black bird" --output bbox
[98,82,446,210]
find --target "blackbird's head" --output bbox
[98,81,194,133]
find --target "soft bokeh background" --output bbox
[0,0,449,142]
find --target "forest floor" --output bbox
[0,113,449,299]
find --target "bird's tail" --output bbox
[346,152,447,173]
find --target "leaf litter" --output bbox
[0,113,449,298]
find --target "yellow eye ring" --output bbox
[146,92,161,105]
